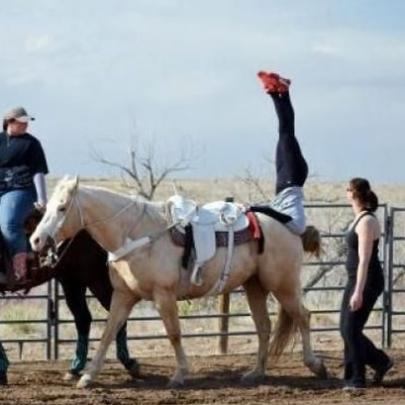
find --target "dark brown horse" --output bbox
[0,228,139,385]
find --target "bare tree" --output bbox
[239,167,270,202]
[92,137,194,200]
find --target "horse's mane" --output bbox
[81,184,141,200]
[81,185,164,207]
[79,184,167,224]
[53,179,168,225]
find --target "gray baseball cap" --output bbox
[4,106,35,123]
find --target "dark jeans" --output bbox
[0,188,35,255]
[270,92,308,194]
[340,279,390,385]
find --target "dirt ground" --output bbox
[1,350,405,405]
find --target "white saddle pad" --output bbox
[199,201,249,232]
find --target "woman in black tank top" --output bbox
[340,178,392,390]
[345,212,383,288]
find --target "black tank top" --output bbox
[345,211,383,286]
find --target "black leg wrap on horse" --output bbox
[249,205,292,224]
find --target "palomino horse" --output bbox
[30,177,327,388]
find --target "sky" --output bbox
[1,0,405,183]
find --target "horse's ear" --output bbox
[72,175,80,191]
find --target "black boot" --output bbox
[0,371,7,386]
[372,358,394,385]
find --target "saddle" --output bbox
[0,209,57,293]
[167,196,263,293]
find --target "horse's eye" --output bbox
[59,206,66,213]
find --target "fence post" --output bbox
[53,279,60,360]
[217,197,233,354]
[18,342,23,360]
[46,280,54,360]
[218,294,230,354]
[380,205,388,348]
[386,208,394,348]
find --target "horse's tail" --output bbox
[301,225,321,258]
[268,305,299,359]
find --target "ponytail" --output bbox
[365,189,378,212]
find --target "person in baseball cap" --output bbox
[0,106,48,286]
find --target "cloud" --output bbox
[25,34,57,53]
[312,44,340,56]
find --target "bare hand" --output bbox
[349,290,363,311]
[34,202,46,213]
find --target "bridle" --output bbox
[40,185,179,263]
[42,186,140,246]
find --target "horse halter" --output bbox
[41,188,79,243]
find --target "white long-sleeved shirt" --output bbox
[33,172,47,205]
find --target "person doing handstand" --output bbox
[250,71,308,236]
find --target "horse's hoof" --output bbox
[316,361,328,379]
[76,374,92,388]
[241,371,265,386]
[167,379,184,389]
[126,360,140,378]
[63,372,79,382]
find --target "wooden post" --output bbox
[217,197,233,354]
[218,293,230,354]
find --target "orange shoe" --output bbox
[257,71,291,93]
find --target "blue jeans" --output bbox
[0,188,35,255]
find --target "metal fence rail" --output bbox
[0,203,403,359]
[50,203,390,357]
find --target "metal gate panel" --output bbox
[386,207,405,347]
[0,281,54,360]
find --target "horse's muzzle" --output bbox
[30,234,53,253]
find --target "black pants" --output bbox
[270,92,308,194]
[250,92,308,223]
[340,280,390,385]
